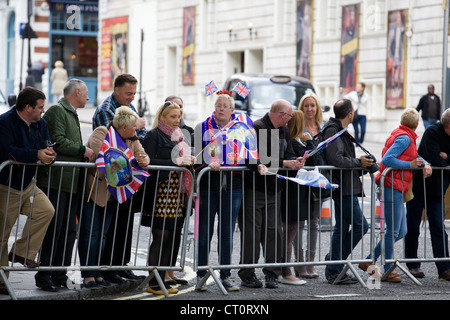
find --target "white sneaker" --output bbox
[195,276,207,291]
[221,277,240,292]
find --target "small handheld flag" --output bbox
[232,82,251,99]
[205,80,218,96]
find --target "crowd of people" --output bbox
[1,76,450,298]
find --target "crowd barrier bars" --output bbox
[379,166,450,286]
[194,165,377,295]
[0,160,194,299]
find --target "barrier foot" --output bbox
[0,269,17,300]
[334,262,367,288]
[208,267,228,296]
[384,261,422,286]
[138,269,170,297]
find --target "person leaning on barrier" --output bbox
[322,98,372,285]
[405,108,450,281]
[141,101,195,295]
[0,87,56,294]
[79,106,149,289]
[92,73,147,141]
[279,109,318,285]
[360,108,431,283]
[34,79,95,292]
[238,99,303,289]
[193,90,259,292]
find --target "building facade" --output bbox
[0,0,448,142]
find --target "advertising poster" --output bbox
[386,10,407,109]
[296,0,313,80]
[101,16,128,90]
[182,6,195,85]
[340,4,359,93]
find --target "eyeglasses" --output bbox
[279,111,293,118]
[215,104,233,110]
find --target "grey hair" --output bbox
[63,79,85,97]
[113,106,139,128]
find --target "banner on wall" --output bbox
[386,10,408,109]
[340,4,359,93]
[182,6,195,85]
[296,0,313,80]
[101,16,128,90]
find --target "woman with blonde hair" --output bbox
[79,106,149,289]
[292,92,325,279]
[141,101,195,295]
[280,110,318,285]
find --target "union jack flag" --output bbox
[232,82,251,99]
[303,127,348,160]
[96,126,150,204]
[205,80,218,96]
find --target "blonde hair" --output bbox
[55,60,64,68]
[287,110,306,139]
[113,106,139,129]
[152,101,181,129]
[298,92,323,124]
[401,108,419,129]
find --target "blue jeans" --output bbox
[369,186,406,271]
[78,201,114,278]
[353,115,367,144]
[197,188,242,279]
[328,195,369,274]
[405,191,450,274]
[423,118,438,130]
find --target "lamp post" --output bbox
[20,0,38,90]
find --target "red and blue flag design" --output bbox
[205,80,218,96]
[95,126,150,204]
[232,82,251,99]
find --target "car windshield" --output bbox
[249,84,313,109]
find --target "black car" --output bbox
[223,73,326,120]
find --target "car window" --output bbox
[250,84,313,110]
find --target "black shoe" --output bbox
[52,275,70,288]
[35,276,59,292]
[101,271,125,284]
[118,270,145,280]
[240,272,263,288]
[264,272,278,289]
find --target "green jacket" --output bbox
[37,98,86,193]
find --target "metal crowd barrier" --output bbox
[194,165,378,295]
[0,160,194,299]
[379,166,450,286]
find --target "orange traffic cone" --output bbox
[319,199,332,232]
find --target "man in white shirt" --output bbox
[344,82,369,144]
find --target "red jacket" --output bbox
[375,125,418,194]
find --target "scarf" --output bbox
[158,120,191,194]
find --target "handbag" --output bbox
[403,180,414,203]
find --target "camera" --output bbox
[365,154,379,174]
[41,140,60,152]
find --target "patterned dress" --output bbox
[153,171,185,230]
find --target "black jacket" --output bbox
[322,117,364,197]
[416,94,441,120]
[412,122,450,197]
[245,113,297,194]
